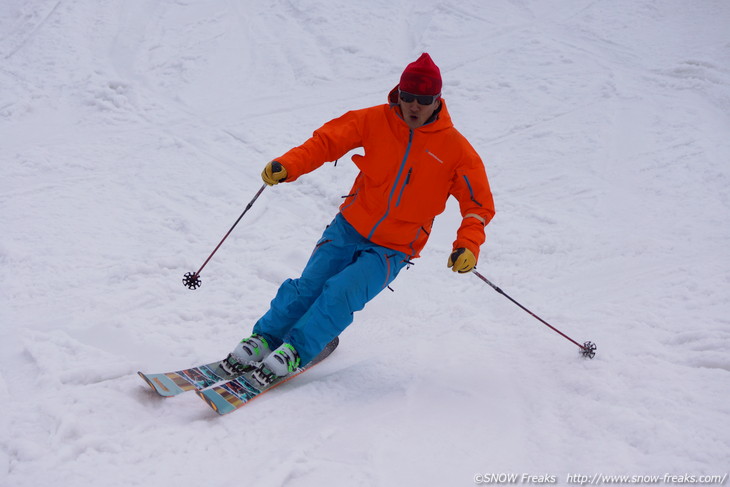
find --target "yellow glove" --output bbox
[447,248,476,273]
[261,161,288,186]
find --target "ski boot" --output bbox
[221,334,272,375]
[251,343,301,387]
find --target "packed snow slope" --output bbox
[2,1,729,486]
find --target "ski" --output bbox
[197,337,339,415]
[138,357,246,397]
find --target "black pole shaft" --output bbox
[194,184,267,277]
[472,270,589,351]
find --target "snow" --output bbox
[1,1,729,485]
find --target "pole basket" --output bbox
[580,341,597,359]
[183,272,202,290]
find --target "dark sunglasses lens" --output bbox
[399,91,436,105]
[399,91,416,103]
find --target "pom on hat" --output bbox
[399,53,442,96]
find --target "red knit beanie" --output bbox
[399,53,442,95]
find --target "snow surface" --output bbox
[2,1,729,486]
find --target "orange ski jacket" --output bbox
[276,94,495,260]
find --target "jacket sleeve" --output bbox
[449,146,495,260]
[274,110,366,182]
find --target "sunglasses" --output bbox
[399,90,440,105]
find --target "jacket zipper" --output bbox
[368,130,414,239]
[395,167,412,207]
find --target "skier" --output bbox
[225,53,495,386]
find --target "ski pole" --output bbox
[183,184,267,290]
[472,270,596,358]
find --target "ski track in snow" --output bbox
[1,1,729,486]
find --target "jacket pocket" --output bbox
[393,161,450,221]
[395,168,412,207]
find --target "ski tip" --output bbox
[138,371,156,391]
[196,390,217,413]
[196,390,230,415]
[137,371,182,397]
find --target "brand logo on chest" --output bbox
[425,149,445,164]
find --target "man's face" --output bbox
[398,92,441,130]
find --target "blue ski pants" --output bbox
[252,213,410,364]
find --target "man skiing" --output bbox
[225,53,495,386]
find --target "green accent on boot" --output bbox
[280,343,300,372]
[241,334,269,356]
